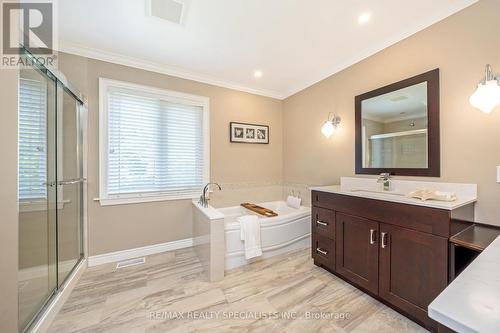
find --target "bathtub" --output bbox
[220,201,311,270]
[192,200,311,281]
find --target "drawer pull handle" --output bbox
[316,247,328,255]
[381,232,388,249]
[370,229,377,245]
[316,220,328,227]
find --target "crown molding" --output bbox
[57,42,286,100]
[283,0,479,99]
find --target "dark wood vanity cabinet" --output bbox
[311,190,467,332]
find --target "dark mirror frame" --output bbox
[355,68,440,177]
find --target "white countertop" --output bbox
[428,236,500,333]
[310,185,477,211]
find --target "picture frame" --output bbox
[230,122,269,144]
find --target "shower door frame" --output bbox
[19,47,88,333]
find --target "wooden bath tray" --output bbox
[241,203,278,217]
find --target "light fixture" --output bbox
[469,64,500,113]
[253,70,263,78]
[321,113,341,138]
[358,12,371,24]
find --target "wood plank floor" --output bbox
[48,248,429,333]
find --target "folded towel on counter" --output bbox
[407,188,457,202]
[286,195,302,209]
[238,215,262,260]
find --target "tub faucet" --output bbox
[199,183,222,208]
[377,173,392,191]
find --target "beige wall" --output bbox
[0,51,19,332]
[58,53,284,256]
[283,0,500,225]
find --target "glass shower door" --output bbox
[56,86,84,286]
[18,66,58,331]
[18,48,85,332]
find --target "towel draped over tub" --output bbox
[238,215,262,259]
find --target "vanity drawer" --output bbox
[312,207,335,239]
[312,234,335,270]
[312,190,336,210]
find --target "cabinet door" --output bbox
[336,213,379,294]
[379,223,448,329]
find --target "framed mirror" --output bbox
[355,69,440,177]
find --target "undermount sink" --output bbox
[349,188,407,197]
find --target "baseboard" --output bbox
[87,238,194,267]
[29,258,87,333]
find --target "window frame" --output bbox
[98,78,210,206]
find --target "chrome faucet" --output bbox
[199,182,222,207]
[377,173,392,191]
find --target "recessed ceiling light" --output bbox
[358,12,371,24]
[254,71,263,78]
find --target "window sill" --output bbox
[95,192,200,206]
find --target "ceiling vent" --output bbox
[146,0,189,25]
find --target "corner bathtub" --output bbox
[220,201,311,270]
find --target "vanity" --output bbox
[310,69,488,331]
[311,178,477,332]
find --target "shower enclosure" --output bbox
[17,48,85,332]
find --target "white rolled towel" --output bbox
[286,195,302,209]
[238,215,262,260]
[434,191,457,202]
[407,188,457,202]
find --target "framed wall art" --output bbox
[230,122,269,144]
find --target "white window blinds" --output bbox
[100,79,209,204]
[18,78,48,200]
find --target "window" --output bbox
[18,78,47,201]
[99,78,209,205]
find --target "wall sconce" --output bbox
[469,64,500,113]
[321,113,341,138]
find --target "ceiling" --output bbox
[57,0,477,99]
[362,82,428,122]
